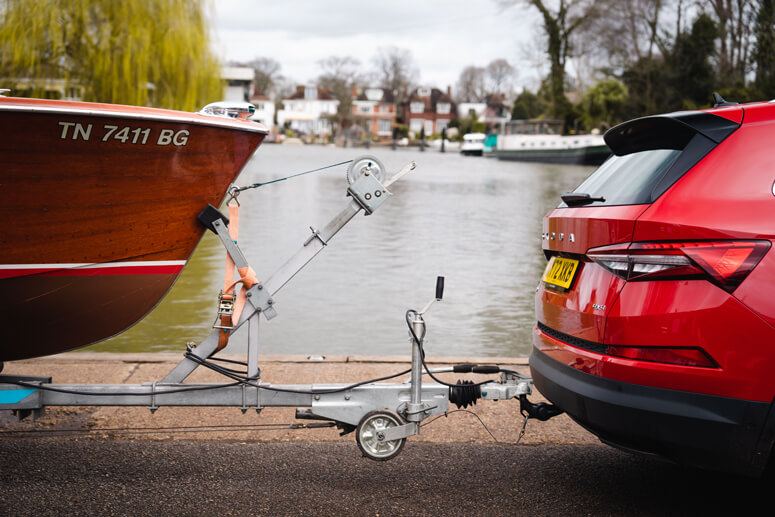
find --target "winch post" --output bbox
[407,313,425,421]
[165,161,415,384]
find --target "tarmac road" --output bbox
[0,439,769,516]
[0,354,770,515]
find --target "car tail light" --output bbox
[587,240,770,293]
[605,345,718,368]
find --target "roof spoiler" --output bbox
[605,111,741,156]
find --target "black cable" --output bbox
[11,379,243,397]
[420,409,500,443]
[405,310,497,389]
[184,351,413,395]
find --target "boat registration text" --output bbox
[58,121,189,146]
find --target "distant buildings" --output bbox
[250,90,274,128]
[276,85,339,136]
[404,86,455,136]
[351,87,396,141]
[221,66,253,103]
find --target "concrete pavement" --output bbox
[0,352,598,446]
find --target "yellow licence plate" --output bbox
[542,256,580,290]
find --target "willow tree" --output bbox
[0,0,222,111]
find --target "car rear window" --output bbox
[561,112,740,207]
[567,149,682,206]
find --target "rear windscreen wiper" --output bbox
[561,192,606,206]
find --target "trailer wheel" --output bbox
[356,410,405,461]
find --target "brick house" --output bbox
[404,86,456,136]
[351,87,397,141]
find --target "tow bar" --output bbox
[0,156,562,461]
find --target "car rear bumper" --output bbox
[530,346,775,476]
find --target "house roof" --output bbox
[485,93,507,108]
[251,89,271,101]
[286,85,336,101]
[406,87,454,112]
[353,87,395,103]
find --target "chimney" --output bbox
[447,85,451,97]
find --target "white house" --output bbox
[250,90,274,129]
[457,101,487,121]
[277,85,339,136]
[221,66,254,103]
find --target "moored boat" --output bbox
[460,132,485,156]
[0,96,267,361]
[494,119,610,165]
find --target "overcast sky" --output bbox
[212,0,544,93]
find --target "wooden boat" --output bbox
[0,96,267,361]
[494,119,610,165]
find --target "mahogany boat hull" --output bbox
[0,97,266,361]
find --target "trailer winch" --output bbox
[0,156,561,460]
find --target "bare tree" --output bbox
[245,57,283,97]
[457,65,487,101]
[504,0,602,119]
[707,0,754,87]
[317,56,363,126]
[582,0,666,69]
[485,58,517,94]
[371,46,419,105]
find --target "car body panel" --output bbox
[531,101,775,474]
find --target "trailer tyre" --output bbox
[356,410,405,461]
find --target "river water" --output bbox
[88,144,593,358]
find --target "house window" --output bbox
[304,86,317,100]
[358,104,372,114]
[436,119,449,132]
[437,102,450,115]
[410,119,423,133]
[418,87,431,96]
[410,102,425,114]
[378,119,391,133]
[424,120,433,135]
[254,103,264,111]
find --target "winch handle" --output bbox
[383,161,416,188]
[435,276,445,301]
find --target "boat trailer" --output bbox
[0,156,561,460]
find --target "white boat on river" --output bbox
[494,120,610,165]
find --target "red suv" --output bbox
[530,100,775,476]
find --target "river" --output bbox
[87,144,594,358]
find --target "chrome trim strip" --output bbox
[0,104,268,134]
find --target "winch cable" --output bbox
[215,159,354,352]
[231,159,353,193]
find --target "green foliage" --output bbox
[512,90,544,120]
[578,78,628,130]
[619,14,720,116]
[754,0,775,98]
[0,0,222,110]
[668,13,718,108]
